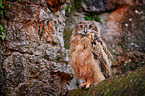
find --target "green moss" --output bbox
[0,0,8,40]
[0,24,6,40]
[65,0,73,13]
[84,15,101,22]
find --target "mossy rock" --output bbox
[67,66,145,96]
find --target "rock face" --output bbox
[81,0,108,12]
[0,0,73,95]
[103,5,145,75]
[2,52,72,95]
[75,0,108,12]
[46,0,66,11]
[106,0,143,10]
[0,40,5,95]
[75,0,144,12]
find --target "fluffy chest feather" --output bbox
[70,35,94,66]
[70,35,91,52]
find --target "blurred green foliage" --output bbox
[0,0,4,16]
[0,25,6,40]
[65,0,72,12]
[84,15,101,22]
[0,0,7,40]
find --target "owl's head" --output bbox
[72,21,99,36]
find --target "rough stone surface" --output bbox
[0,40,5,95]
[74,0,144,12]
[102,5,145,75]
[75,0,108,12]
[2,52,73,95]
[81,0,108,12]
[106,0,144,10]
[1,0,73,95]
[46,0,66,11]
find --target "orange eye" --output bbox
[89,25,93,29]
[78,24,83,29]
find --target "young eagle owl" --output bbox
[70,21,112,88]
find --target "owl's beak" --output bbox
[83,27,88,34]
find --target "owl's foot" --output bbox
[79,82,91,89]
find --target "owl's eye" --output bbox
[78,24,83,29]
[89,25,93,29]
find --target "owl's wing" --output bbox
[90,33,112,78]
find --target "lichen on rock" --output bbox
[0,0,73,95]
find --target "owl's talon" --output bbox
[86,83,91,89]
[79,82,91,89]
[79,82,87,88]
